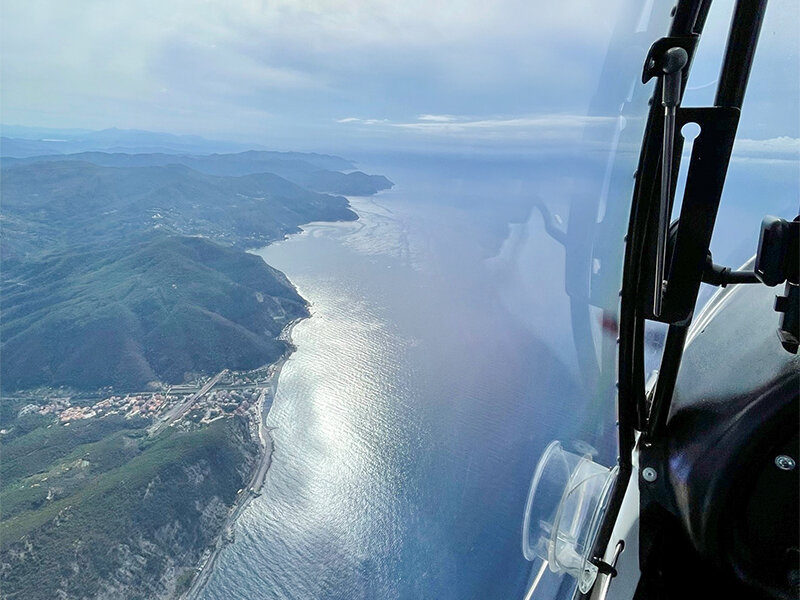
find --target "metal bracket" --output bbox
[639,106,741,324]
[637,440,680,567]
[641,36,698,84]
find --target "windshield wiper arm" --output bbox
[653,47,688,317]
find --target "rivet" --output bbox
[642,467,658,482]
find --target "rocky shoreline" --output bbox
[180,317,304,600]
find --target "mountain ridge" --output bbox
[0,150,391,392]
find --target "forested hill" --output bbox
[0,152,392,392]
[1,235,307,391]
[0,160,359,259]
[1,149,394,196]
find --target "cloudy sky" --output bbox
[1,0,797,155]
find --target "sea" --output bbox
[197,152,792,600]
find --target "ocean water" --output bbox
[199,162,609,600]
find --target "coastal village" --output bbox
[1,362,282,600]
[7,367,277,431]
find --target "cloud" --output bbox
[0,0,796,150]
[337,117,390,126]
[0,0,646,136]
[732,136,800,158]
[417,114,458,122]
[726,137,800,167]
[337,114,620,144]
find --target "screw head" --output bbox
[642,467,658,482]
[775,455,796,471]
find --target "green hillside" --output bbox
[0,149,392,598]
[0,155,376,391]
[0,160,359,259]
[1,235,307,391]
[0,415,258,600]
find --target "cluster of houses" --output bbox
[19,388,263,427]
[53,393,176,423]
[194,388,262,423]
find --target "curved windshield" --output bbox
[0,3,671,600]
[506,3,674,597]
[684,0,800,307]
[640,0,799,382]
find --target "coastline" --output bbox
[180,197,366,600]
[180,317,304,600]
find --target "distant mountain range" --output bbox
[0,126,275,156]
[1,159,361,259]
[0,149,393,391]
[1,150,392,196]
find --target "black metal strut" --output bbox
[644,0,768,441]
[589,0,770,592]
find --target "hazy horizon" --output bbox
[2,0,798,158]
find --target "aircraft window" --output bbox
[684,0,800,308]
[1,2,740,600]
[712,0,800,267]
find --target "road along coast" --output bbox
[180,318,303,600]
